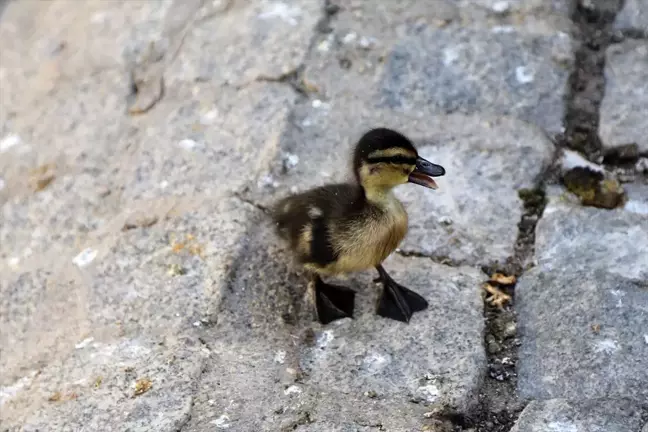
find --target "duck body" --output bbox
[271,128,446,325]
[274,184,408,276]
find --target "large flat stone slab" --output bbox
[1,335,207,432]
[182,220,486,429]
[614,0,648,32]
[516,190,648,401]
[0,198,259,420]
[0,0,175,116]
[600,40,648,153]
[305,1,574,135]
[250,101,554,266]
[512,399,646,432]
[165,0,321,86]
[120,81,295,201]
[534,190,648,281]
[378,24,573,135]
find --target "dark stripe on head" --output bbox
[366,155,417,165]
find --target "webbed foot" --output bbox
[313,276,355,324]
[374,265,428,323]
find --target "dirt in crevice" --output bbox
[562,0,625,161]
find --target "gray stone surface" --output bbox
[250,100,554,266]
[165,0,321,86]
[304,1,574,135]
[181,219,487,429]
[379,24,573,135]
[600,40,648,153]
[2,335,207,432]
[516,190,648,401]
[512,398,646,432]
[534,190,648,281]
[614,0,648,32]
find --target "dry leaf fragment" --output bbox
[48,391,62,402]
[483,283,512,308]
[490,273,517,285]
[133,378,152,396]
[94,376,103,388]
[591,324,601,334]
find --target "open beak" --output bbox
[408,157,446,189]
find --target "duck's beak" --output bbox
[408,157,445,189]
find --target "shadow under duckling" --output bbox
[271,128,446,325]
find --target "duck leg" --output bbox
[312,275,355,324]
[374,265,428,323]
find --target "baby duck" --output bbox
[272,128,445,324]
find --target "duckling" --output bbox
[272,128,446,324]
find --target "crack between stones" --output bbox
[176,337,212,432]
[562,0,624,161]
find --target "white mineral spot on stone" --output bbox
[316,330,334,348]
[274,350,286,364]
[363,352,391,374]
[284,385,302,395]
[301,118,313,127]
[258,2,301,26]
[0,371,38,406]
[283,153,299,169]
[211,414,230,428]
[308,206,322,218]
[594,339,620,354]
[311,99,330,109]
[91,12,107,24]
[201,108,219,124]
[290,186,299,194]
[0,177,5,191]
[75,337,95,349]
[208,399,215,405]
[625,200,648,215]
[257,174,279,189]
[177,138,199,150]
[492,25,515,33]
[359,36,377,50]
[415,384,440,403]
[342,32,357,44]
[442,47,460,65]
[515,66,535,84]
[644,335,648,345]
[160,180,169,189]
[193,321,201,327]
[492,1,510,13]
[7,257,19,268]
[561,149,604,173]
[317,39,331,52]
[0,133,21,153]
[73,248,98,268]
[547,421,578,432]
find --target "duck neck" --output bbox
[363,185,396,206]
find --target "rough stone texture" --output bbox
[181,220,487,430]
[2,335,207,432]
[534,190,648,281]
[165,0,322,86]
[614,0,648,32]
[512,398,646,432]
[600,40,648,153]
[378,24,573,135]
[250,100,554,266]
[0,0,173,117]
[0,199,260,428]
[516,190,648,401]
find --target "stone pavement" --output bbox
[0,0,646,431]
